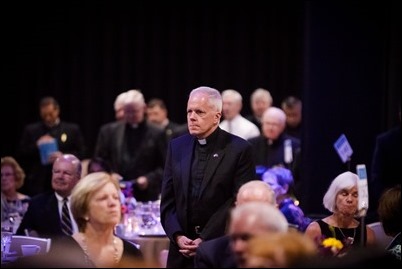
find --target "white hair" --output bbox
[114,92,128,111]
[222,89,243,104]
[124,89,145,106]
[231,202,288,233]
[262,107,287,125]
[251,88,273,106]
[323,171,358,213]
[189,86,222,112]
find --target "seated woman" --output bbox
[304,171,376,256]
[1,156,30,223]
[262,166,311,231]
[49,172,145,267]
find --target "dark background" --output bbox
[2,1,400,217]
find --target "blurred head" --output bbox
[187,86,222,139]
[244,230,317,268]
[146,98,169,128]
[281,96,302,128]
[229,202,288,267]
[250,88,273,119]
[123,89,146,125]
[261,107,286,141]
[377,184,400,237]
[262,167,294,199]
[71,172,121,232]
[221,89,243,121]
[1,156,26,192]
[51,154,81,197]
[235,180,276,206]
[323,171,358,215]
[114,92,128,121]
[87,157,112,174]
[39,97,60,127]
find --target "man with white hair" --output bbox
[194,180,282,268]
[94,89,166,202]
[248,107,301,172]
[245,88,273,130]
[219,89,260,140]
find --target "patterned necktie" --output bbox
[61,198,73,235]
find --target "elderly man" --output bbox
[194,180,279,268]
[219,89,260,140]
[16,154,81,238]
[160,86,256,268]
[248,107,301,172]
[94,89,166,202]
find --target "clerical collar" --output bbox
[197,127,219,146]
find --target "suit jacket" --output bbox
[160,128,256,267]
[16,191,65,239]
[247,133,301,173]
[194,235,236,268]
[94,121,166,201]
[17,121,86,196]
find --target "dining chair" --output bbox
[9,235,51,256]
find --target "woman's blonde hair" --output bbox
[70,172,120,231]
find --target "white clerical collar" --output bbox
[198,139,207,145]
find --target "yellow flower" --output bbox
[322,237,344,252]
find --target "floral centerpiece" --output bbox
[317,225,352,257]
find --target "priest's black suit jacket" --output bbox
[160,128,256,267]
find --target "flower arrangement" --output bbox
[317,225,352,257]
[321,237,344,255]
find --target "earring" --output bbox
[84,216,89,221]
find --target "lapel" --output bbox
[199,130,226,195]
[181,136,195,204]
[115,122,126,163]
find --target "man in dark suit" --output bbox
[247,107,301,198]
[160,86,256,268]
[94,89,166,202]
[16,154,81,238]
[17,97,86,196]
[194,180,276,268]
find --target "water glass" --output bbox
[1,227,13,258]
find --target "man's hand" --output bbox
[176,235,203,258]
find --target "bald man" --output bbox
[16,154,82,238]
[194,180,281,268]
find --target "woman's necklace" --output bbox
[81,234,119,265]
[337,227,356,245]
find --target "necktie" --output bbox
[61,198,73,235]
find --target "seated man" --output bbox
[194,180,285,268]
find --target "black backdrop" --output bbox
[2,1,400,216]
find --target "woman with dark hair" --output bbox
[378,184,401,260]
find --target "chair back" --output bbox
[10,235,51,256]
[367,221,393,248]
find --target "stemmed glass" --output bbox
[1,226,13,259]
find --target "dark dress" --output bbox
[4,235,143,268]
[317,219,367,255]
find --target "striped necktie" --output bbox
[61,198,73,235]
